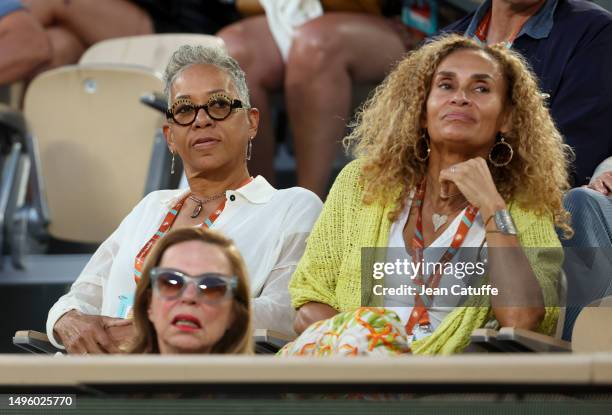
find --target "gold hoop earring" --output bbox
[414,132,430,162]
[246,137,253,161]
[170,151,176,175]
[488,135,513,167]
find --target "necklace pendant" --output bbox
[432,213,448,232]
[191,203,203,218]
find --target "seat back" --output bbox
[79,34,226,74]
[23,65,164,244]
[571,295,612,352]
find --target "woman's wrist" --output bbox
[481,198,507,230]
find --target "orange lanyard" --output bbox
[133,177,252,284]
[474,9,530,48]
[405,181,478,335]
[133,196,225,283]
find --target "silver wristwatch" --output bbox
[494,209,517,235]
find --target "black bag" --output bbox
[130,0,240,34]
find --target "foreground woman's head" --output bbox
[346,34,571,236]
[131,227,252,354]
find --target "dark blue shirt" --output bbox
[444,0,612,185]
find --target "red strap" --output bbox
[474,9,492,42]
[133,195,188,284]
[474,8,532,47]
[133,177,253,284]
[405,181,478,335]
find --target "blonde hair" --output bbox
[344,34,573,237]
[130,227,253,354]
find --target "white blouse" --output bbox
[46,176,322,348]
[384,191,486,330]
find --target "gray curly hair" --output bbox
[163,44,250,107]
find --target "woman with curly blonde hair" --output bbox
[283,34,573,356]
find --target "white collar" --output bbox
[161,175,276,208]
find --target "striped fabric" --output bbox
[561,187,612,340]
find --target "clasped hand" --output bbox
[53,310,134,354]
[586,171,612,196]
[438,157,506,217]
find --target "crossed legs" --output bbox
[0,10,51,85]
[22,0,153,68]
[218,16,283,183]
[219,13,406,197]
[286,13,406,197]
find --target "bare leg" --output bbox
[0,10,51,85]
[218,16,284,184]
[46,26,85,68]
[23,0,152,46]
[286,13,406,198]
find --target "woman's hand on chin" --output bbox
[438,157,506,216]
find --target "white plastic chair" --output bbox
[79,34,226,74]
[23,64,164,244]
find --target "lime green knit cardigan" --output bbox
[289,160,562,355]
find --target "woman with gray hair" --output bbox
[46,45,322,355]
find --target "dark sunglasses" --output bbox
[166,93,247,125]
[149,267,238,303]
